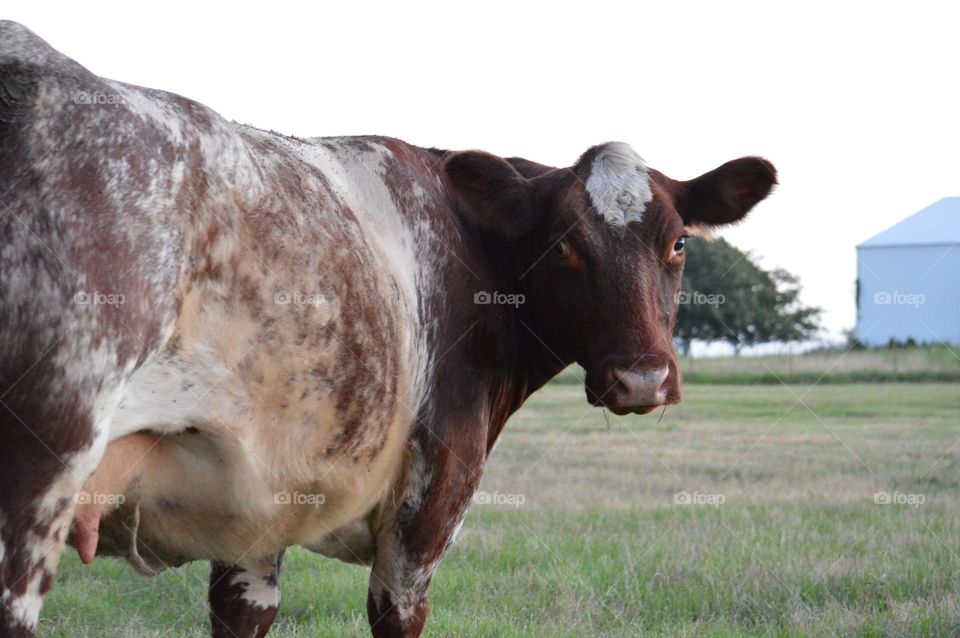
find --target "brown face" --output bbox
[523,171,686,414]
[445,142,777,415]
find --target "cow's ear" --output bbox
[445,151,537,239]
[674,157,777,227]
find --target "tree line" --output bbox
[676,237,820,355]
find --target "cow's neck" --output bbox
[448,203,575,451]
[480,312,571,452]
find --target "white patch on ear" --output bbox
[584,142,653,226]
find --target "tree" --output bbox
[675,237,820,355]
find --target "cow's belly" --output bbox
[84,426,399,570]
[79,278,419,569]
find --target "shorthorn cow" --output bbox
[0,21,776,638]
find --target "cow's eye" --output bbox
[673,237,686,254]
[551,239,583,269]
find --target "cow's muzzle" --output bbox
[589,365,674,415]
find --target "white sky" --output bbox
[7,1,959,337]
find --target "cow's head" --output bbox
[445,142,776,414]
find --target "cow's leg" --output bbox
[366,433,482,638]
[0,387,111,637]
[209,552,284,638]
[0,298,159,635]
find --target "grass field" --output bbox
[41,381,960,637]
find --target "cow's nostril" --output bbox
[610,368,637,391]
[653,367,670,391]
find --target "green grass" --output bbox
[42,383,960,637]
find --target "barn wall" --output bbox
[857,244,960,345]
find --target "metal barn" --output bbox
[856,197,960,346]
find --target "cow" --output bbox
[0,20,776,638]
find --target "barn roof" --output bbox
[859,197,960,248]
